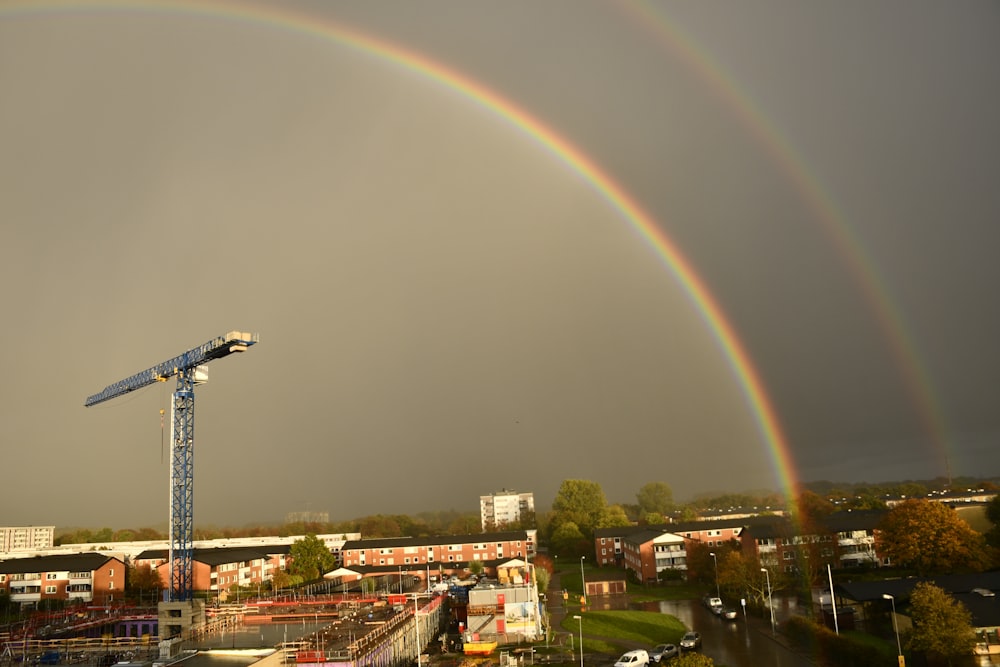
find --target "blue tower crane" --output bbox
[85,331,259,601]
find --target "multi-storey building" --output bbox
[823,509,886,568]
[341,531,533,573]
[600,513,889,582]
[596,517,762,571]
[480,490,534,531]
[0,526,55,553]
[0,553,124,605]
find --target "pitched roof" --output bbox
[821,510,888,532]
[595,515,787,541]
[341,530,528,551]
[835,571,1000,604]
[135,546,280,566]
[0,553,121,574]
[622,529,672,547]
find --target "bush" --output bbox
[783,615,890,667]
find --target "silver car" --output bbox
[650,644,679,662]
[679,632,701,651]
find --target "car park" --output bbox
[614,649,650,667]
[649,644,679,662]
[679,632,701,651]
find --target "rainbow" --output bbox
[2,0,800,499]
[621,0,952,478]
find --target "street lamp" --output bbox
[709,552,720,599]
[760,568,775,636]
[572,615,583,667]
[883,593,904,665]
[580,556,586,604]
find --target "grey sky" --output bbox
[2,1,998,528]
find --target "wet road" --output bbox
[648,600,814,667]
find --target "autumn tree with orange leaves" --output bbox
[877,499,993,576]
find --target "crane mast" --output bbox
[86,331,258,602]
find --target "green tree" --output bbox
[550,479,607,539]
[636,482,674,516]
[642,512,666,526]
[271,568,292,591]
[532,566,550,596]
[878,499,992,575]
[289,534,336,581]
[907,581,976,665]
[550,521,587,557]
[469,560,484,575]
[596,505,632,529]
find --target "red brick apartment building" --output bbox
[0,553,124,606]
[600,512,887,582]
[340,531,532,573]
[595,517,752,568]
[135,546,289,595]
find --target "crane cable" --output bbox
[160,409,166,464]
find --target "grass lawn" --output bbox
[560,610,688,645]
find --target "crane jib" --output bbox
[84,331,258,407]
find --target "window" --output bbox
[45,585,57,594]
[46,573,58,580]
[783,551,794,560]
[109,569,114,576]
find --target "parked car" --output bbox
[679,632,702,651]
[721,607,738,620]
[614,649,650,667]
[649,644,679,662]
[702,595,723,615]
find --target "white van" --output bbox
[614,650,649,667]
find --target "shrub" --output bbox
[784,615,889,667]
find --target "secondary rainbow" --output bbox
[2,0,801,498]
[622,0,952,477]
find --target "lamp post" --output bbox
[760,568,775,636]
[883,593,904,666]
[572,615,583,667]
[709,552,720,599]
[580,556,586,604]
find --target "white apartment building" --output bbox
[0,526,55,554]
[480,490,534,531]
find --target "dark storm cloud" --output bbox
[1,1,998,528]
